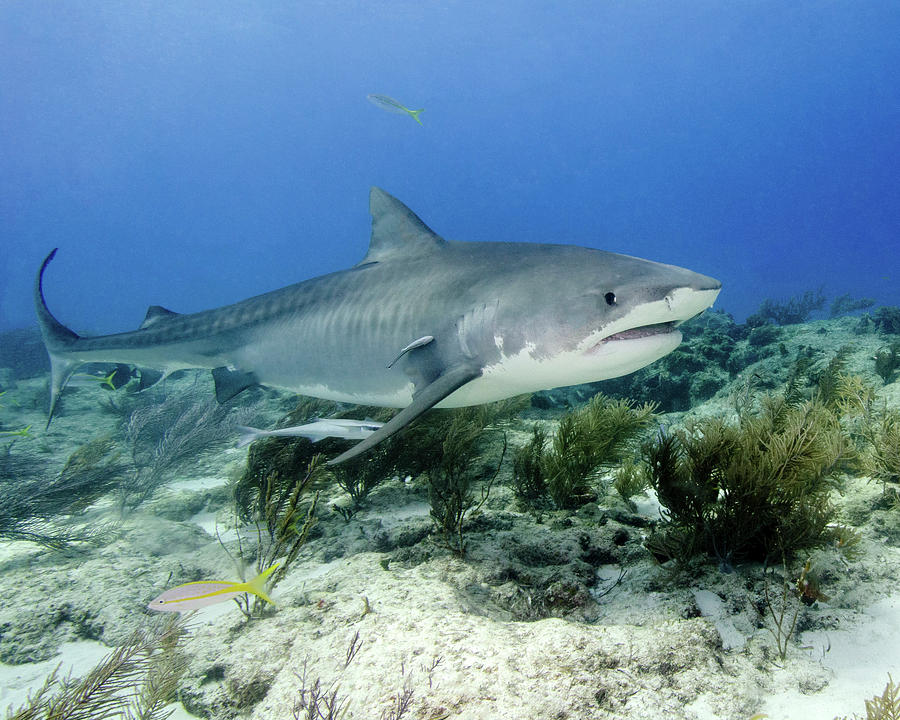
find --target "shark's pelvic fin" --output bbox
[359,187,446,265]
[137,368,164,391]
[212,367,260,403]
[327,362,482,465]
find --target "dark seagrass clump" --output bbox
[746,289,826,326]
[230,454,326,618]
[541,394,656,509]
[511,424,548,505]
[396,398,524,555]
[0,436,123,548]
[874,343,900,384]
[874,306,900,335]
[829,293,876,318]
[644,397,851,566]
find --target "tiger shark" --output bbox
[35,187,721,464]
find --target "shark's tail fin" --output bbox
[34,250,82,427]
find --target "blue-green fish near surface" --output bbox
[367,94,424,125]
[148,563,278,612]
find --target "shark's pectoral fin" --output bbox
[212,367,260,403]
[327,363,482,466]
[386,335,434,368]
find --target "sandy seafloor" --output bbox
[1,316,899,720]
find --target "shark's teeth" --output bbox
[602,322,677,342]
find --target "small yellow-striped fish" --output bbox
[148,563,279,612]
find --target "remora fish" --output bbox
[236,418,383,448]
[34,187,721,464]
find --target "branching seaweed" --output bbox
[228,455,325,618]
[836,375,900,485]
[420,409,508,555]
[511,424,548,505]
[542,394,656,509]
[120,385,256,511]
[645,398,850,566]
[763,557,810,663]
[748,288,826,326]
[6,615,189,720]
[0,438,120,549]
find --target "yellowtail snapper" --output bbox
[148,563,279,612]
[367,94,424,125]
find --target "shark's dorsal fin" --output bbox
[360,187,445,264]
[140,305,181,329]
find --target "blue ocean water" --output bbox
[1,2,898,335]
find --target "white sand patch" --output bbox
[0,540,43,568]
[362,501,430,529]
[189,509,221,536]
[633,488,664,519]
[762,593,900,718]
[168,476,228,492]
[692,588,746,650]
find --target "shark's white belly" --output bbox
[440,331,682,406]
[268,330,682,409]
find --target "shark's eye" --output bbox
[604,292,617,306]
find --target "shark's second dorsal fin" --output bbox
[140,305,181,329]
[360,187,445,264]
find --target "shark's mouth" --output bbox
[602,321,678,343]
